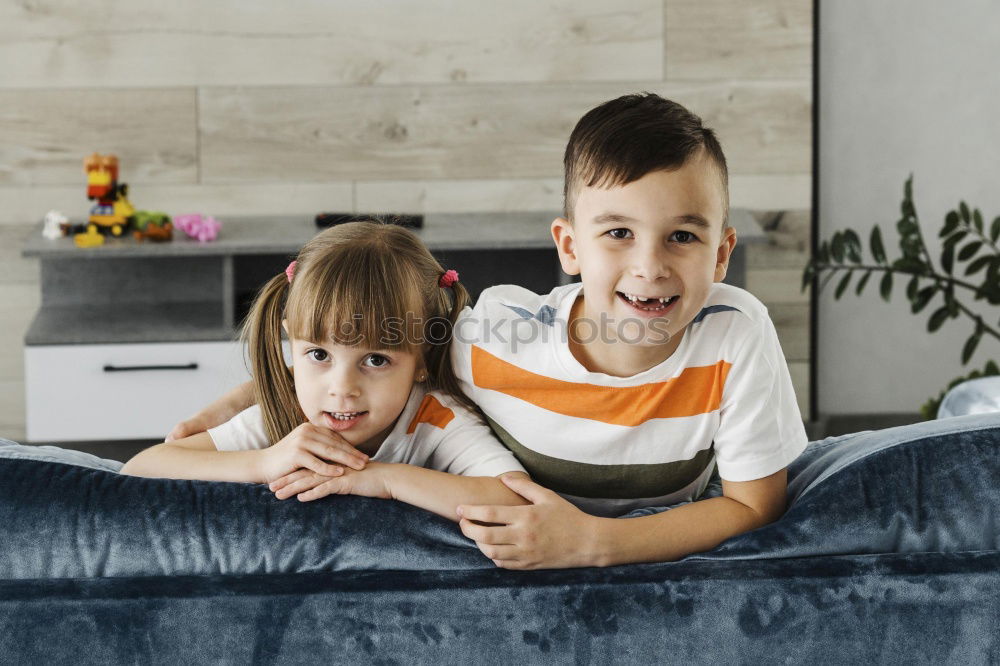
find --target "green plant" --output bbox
[803,175,999,418]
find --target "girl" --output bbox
[121,221,529,520]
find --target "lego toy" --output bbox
[73,226,105,248]
[42,210,69,240]
[132,211,173,242]
[174,213,221,243]
[84,153,135,237]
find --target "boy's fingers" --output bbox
[456,504,516,527]
[275,474,325,499]
[475,542,519,562]
[298,480,341,502]
[459,519,515,545]
[269,469,310,491]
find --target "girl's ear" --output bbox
[551,217,581,276]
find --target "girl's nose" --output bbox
[328,369,362,398]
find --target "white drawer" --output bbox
[24,341,252,442]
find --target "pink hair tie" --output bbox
[285,260,297,284]
[439,269,459,288]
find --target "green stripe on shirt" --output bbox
[485,415,715,500]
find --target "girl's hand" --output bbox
[269,463,392,502]
[258,423,369,483]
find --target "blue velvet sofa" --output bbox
[1,413,999,664]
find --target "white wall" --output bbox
[818,0,1000,414]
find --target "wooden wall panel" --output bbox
[200,82,810,182]
[0,89,197,186]
[0,0,661,88]
[666,0,813,79]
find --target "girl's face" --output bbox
[287,332,422,455]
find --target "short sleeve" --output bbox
[712,315,808,482]
[208,405,271,451]
[424,403,526,477]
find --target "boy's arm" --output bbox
[166,380,256,441]
[281,463,531,522]
[456,470,787,569]
[120,432,267,483]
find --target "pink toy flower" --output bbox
[174,214,222,243]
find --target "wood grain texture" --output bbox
[666,0,813,80]
[746,268,810,305]
[356,179,562,214]
[0,89,197,186]
[0,0,661,88]
[200,82,810,182]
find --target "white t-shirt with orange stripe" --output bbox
[451,282,808,517]
[208,386,525,477]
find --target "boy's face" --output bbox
[552,152,736,363]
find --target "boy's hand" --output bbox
[269,463,391,502]
[457,475,601,570]
[259,423,368,483]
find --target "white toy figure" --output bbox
[42,210,69,240]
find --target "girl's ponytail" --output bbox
[427,278,475,411]
[242,273,302,444]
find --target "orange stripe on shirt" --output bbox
[406,394,456,434]
[471,345,731,426]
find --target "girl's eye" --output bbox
[363,354,391,368]
[672,230,698,244]
[606,228,633,240]
[307,349,329,362]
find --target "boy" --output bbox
[170,93,807,569]
[449,92,807,568]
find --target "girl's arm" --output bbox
[272,463,531,522]
[122,422,368,483]
[166,380,256,441]
[119,432,267,482]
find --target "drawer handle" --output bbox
[103,363,199,372]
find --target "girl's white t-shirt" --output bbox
[208,386,525,478]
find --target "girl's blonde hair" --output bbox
[242,220,471,444]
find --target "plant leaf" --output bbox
[855,270,871,296]
[801,263,814,292]
[831,232,845,263]
[906,275,920,300]
[973,209,984,232]
[835,271,853,299]
[942,243,955,274]
[961,332,981,365]
[879,271,893,302]
[965,255,993,276]
[960,201,971,222]
[844,229,862,263]
[928,306,950,332]
[958,241,982,261]
[943,229,968,248]
[818,241,830,264]
[904,175,913,202]
[870,226,886,263]
[991,216,1000,244]
[940,211,960,238]
[911,286,936,314]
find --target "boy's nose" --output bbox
[631,244,670,281]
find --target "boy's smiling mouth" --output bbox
[616,291,679,314]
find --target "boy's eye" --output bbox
[672,230,698,244]
[363,354,391,368]
[606,228,633,240]
[306,349,329,362]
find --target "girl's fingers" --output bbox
[269,468,311,491]
[274,474,326,500]
[309,440,368,471]
[299,453,345,478]
[297,479,343,502]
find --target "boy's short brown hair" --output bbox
[563,92,729,226]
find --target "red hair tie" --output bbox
[285,260,297,284]
[439,269,459,288]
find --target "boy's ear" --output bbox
[551,217,581,276]
[714,226,738,283]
